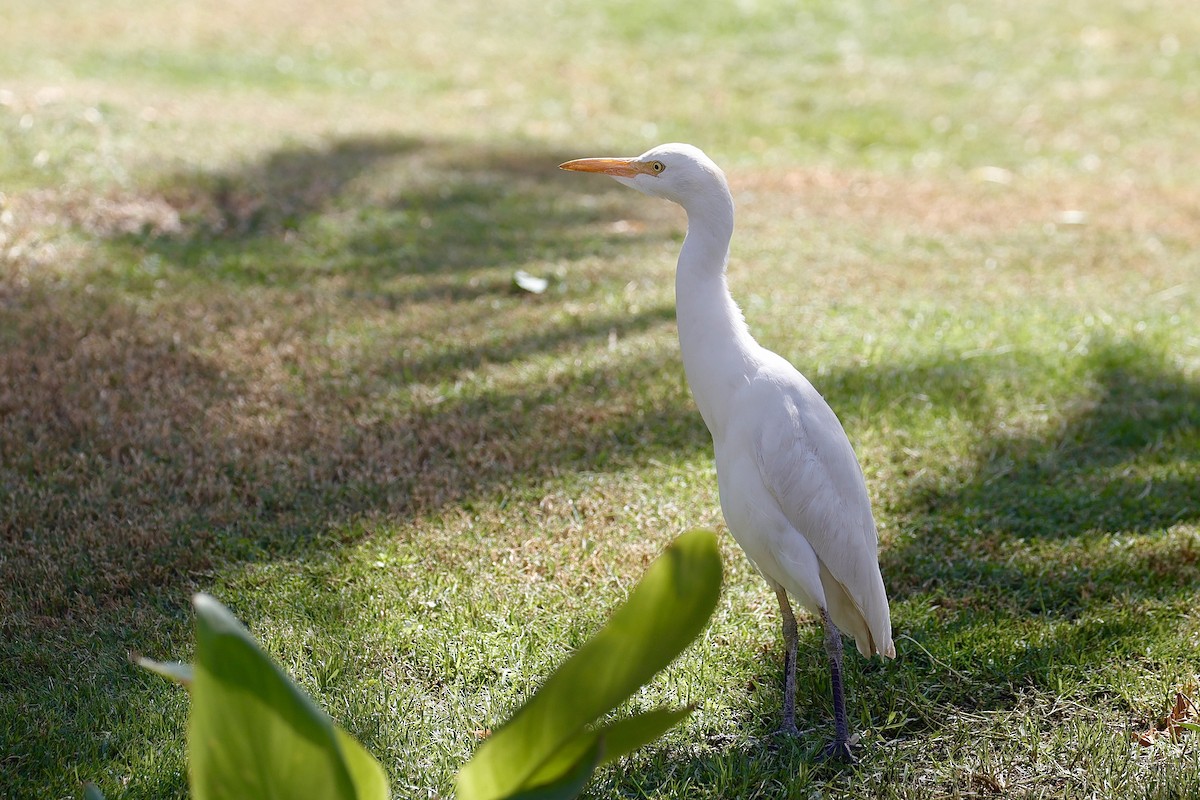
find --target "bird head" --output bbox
[559,143,730,210]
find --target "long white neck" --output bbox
[674,188,757,443]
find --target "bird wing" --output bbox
[750,357,893,656]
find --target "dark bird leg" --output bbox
[819,607,855,762]
[774,587,800,736]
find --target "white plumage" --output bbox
[561,143,894,758]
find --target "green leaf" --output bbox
[520,706,694,790]
[335,726,393,800]
[82,782,106,800]
[504,737,603,800]
[187,593,389,800]
[594,705,695,766]
[521,704,694,789]
[518,732,598,792]
[135,656,194,686]
[1178,721,1200,733]
[456,529,721,800]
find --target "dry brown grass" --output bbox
[748,167,1200,243]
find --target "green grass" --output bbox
[2,0,1199,798]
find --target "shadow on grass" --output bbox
[868,340,1195,724]
[0,134,695,624]
[118,133,658,293]
[874,342,1198,733]
[882,338,1199,599]
[857,340,1199,720]
[934,345,1194,536]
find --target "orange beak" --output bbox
[559,157,650,177]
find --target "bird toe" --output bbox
[817,738,857,763]
[773,720,802,738]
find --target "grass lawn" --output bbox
[2,0,1199,797]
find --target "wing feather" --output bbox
[750,358,894,657]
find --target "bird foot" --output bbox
[773,720,802,738]
[772,720,819,740]
[817,738,857,763]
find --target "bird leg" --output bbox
[774,587,800,736]
[819,607,855,762]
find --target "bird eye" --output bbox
[650,161,665,173]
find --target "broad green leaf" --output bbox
[82,782,106,800]
[456,529,722,800]
[519,732,597,792]
[336,726,393,800]
[188,593,389,800]
[504,737,603,800]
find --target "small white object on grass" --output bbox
[513,269,549,294]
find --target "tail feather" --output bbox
[819,561,894,659]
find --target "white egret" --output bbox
[560,144,895,760]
